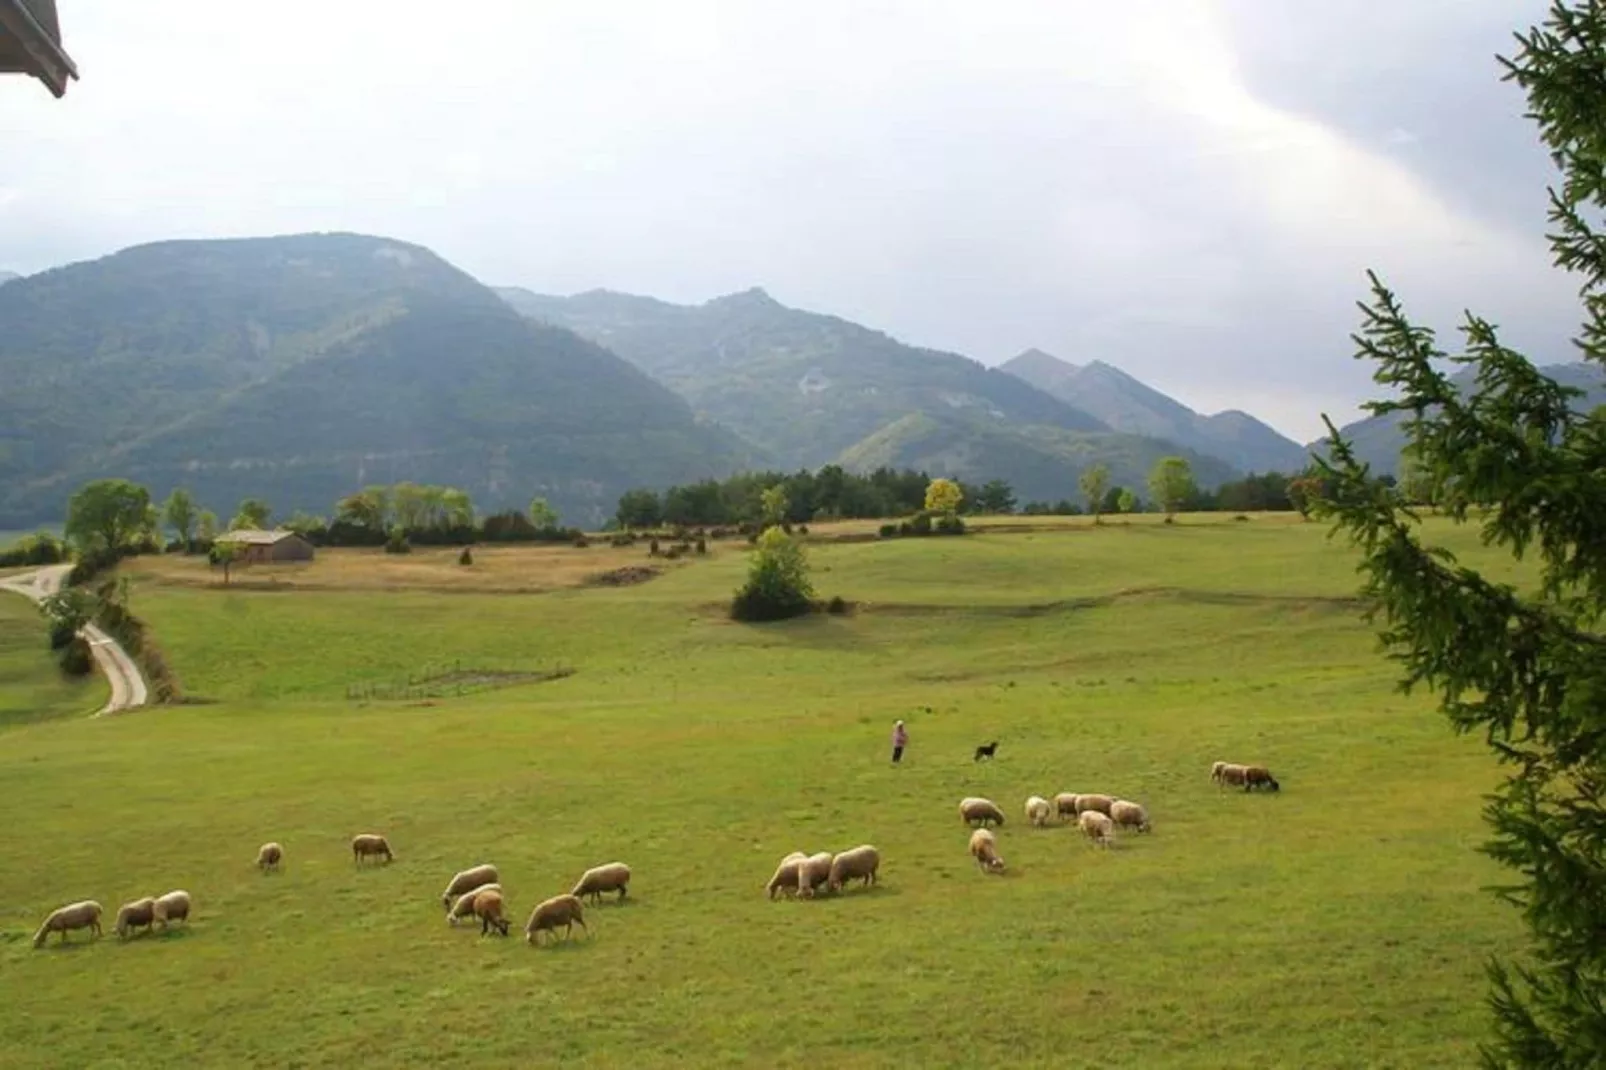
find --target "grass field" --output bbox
[0,597,107,729]
[0,512,1528,1068]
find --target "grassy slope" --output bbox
[0,515,1524,1068]
[0,595,107,728]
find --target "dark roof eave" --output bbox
[0,0,78,98]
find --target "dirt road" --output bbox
[0,563,149,716]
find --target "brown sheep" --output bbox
[827,845,881,893]
[448,883,503,925]
[152,890,192,929]
[796,852,835,898]
[115,897,158,940]
[1074,793,1115,816]
[1244,765,1281,792]
[351,833,393,865]
[1216,763,1249,789]
[32,900,103,948]
[256,842,283,872]
[1053,793,1081,820]
[959,797,1006,827]
[969,828,1005,874]
[765,851,809,899]
[1109,800,1151,833]
[474,888,510,937]
[525,893,588,946]
[1078,810,1115,847]
[571,862,631,905]
[441,863,499,908]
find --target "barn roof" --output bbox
[0,0,78,98]
[219,529,306,546]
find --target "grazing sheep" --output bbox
[115,897,159,940]
[765,852,809,899]
[32,900,103,948]
[256,842,283,872]
[827,845,881,893]
[448,883,503,925]
[441,864,499,909]
[1053,793,1081,820]
[1110,800,1151,833]
[524,894,588,945]
[959,797,1006,827]
[571,862,631,905]
[1244,765,1281,792]
[1024,795,1053,827]
[1078,810,1115,847]
[796,852,835,898]
[969,828,1005,873]
[152,890,192,929]
[1209,760,1227,783]
[474,888,510,937]
[1216,763,1249,789]
[351,833,393,865]
[1074,793,1115,817]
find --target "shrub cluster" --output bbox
[877,511,967,539]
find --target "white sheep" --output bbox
[256,842,283,872]
[448,883,503,925]
[1078,810,1115,847]
[1110,800,1151,833]
[32,900,103,948]
[827,845,881,892]
[959,797,1006,827]
[765,851,809,899]
[796,852,835,898]
[1074,793,1115,816]
[969,828,1005,873]
[441,863,499,908]
[351,833,393,864]
[1024,795,1053,827]
[115,896,158,940]
[152,890,192,929]
[525,893,588,945]
[571,862,631,905]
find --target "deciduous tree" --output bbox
[162,488,197,550]
[1080,464,1111,524]
[924,477,963,516]
[1146,457,1196,519]
[65,479,152,554]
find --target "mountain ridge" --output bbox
[0,233,755,527]
[1000,349,1311,474]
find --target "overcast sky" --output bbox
[0,1,1581,441]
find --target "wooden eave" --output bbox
[0,0,77,98]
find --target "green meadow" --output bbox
[0,514,1528,1068]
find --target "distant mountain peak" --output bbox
[706,286,779,309]
[0,270,17,286]
[1005,347,1078,374]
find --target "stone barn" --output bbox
[218,529,317,566]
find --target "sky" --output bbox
[0,0,1583,442]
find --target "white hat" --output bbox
[895,719,904,726]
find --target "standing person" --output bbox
[891,719,908,764]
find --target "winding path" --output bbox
[0,563,149,716]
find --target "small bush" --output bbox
[1233,514,1250,522]
[572,534,590,548]
[1163,515,1175,525]
[695,537,707,554]
[909,512,933,536]
[798,524,810,535]
[878,523,898,538]
[384,529,412,554]
[935,514,966,536]
[665,545,684,560]
[746,532,759,546]
[458,547,474,566]
[58,636,93,677]
[898,521,913,535]
[825,595,848,615]
[648,538,661,557]
[48,619,77,650]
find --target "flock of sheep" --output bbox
[28,758,1280,950]
[28,833,631,950]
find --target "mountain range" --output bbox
[9,229,1587,530]
[0,234,755,528]
[0,271,18,286]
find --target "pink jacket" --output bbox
[892,725,908,747]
